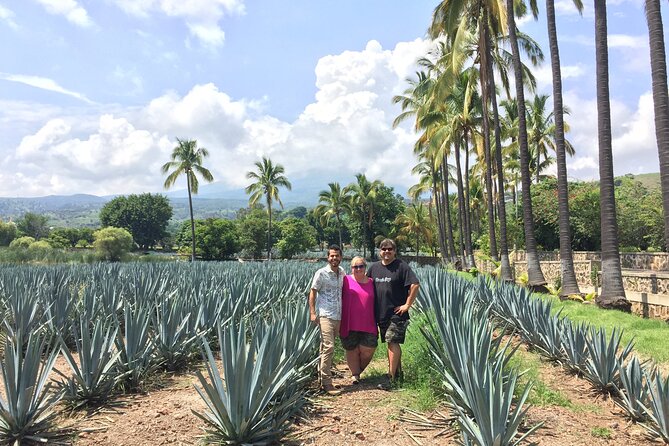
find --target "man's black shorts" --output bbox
[378,319,409,344]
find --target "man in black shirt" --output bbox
[367,238,419,385]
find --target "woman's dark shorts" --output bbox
[378,319,409,344]
[341,330,378,351]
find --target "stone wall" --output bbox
[507,250,669,272]
[620,270,669,295]
[512,260,593,288]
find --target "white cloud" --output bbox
[0,73,93,103]
[111,0,245,48]
[534,64,587,91]
[562,91,659,180]
[33,0,93,27]
[609,34,646,49]
[0,4,18,29]
[1,39,432,197]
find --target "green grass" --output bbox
[539,294,669,365]
[590,426,612,439]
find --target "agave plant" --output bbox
[454,366,542,446]
[561,321,590,374]
[115,302,158,392]
[57,314,121,410]
[152,293,201,372]
[641,370,669,442]
[0,331,70,444]
[193,311,318,445]
[583,327,634,392]
[614,356,651,422]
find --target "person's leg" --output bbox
[319,318,339,389]
[387,342,402,379]
[358,345,376,373]
[345,346,362,376]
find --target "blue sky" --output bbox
[0,0,665,198]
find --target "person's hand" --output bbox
[394,304,410,315]
[310,312,319,325]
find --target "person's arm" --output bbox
[308,288,318,324]
[395,283,419,315]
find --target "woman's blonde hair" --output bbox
[351,256,366,268]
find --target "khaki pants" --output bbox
[319,317,340,388]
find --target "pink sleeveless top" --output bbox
[340,275,377,338]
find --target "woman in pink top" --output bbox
[340,256,378,384]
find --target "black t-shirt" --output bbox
[367,259,419,323]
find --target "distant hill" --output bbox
[622,173,660,190]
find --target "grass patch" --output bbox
[590,426,612,439]
[508,349,573,409]
[540,294,669,365]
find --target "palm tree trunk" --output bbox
[479,13,499,262]
[454,138,469,268]
[547,0,581,296]
[336,213,343,249]
[187,173,197,262]
[433,181,449,264]
[645,0,669,250]
[485,22,512,281]
[266,196,272,260]
[506,0,547,289]
[464,131,476,267]
[441,162,457,263]
[594,0,630,311]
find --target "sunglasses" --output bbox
[380,247,394,252]
[352,265,366,270]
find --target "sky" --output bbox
[0,0,666,199]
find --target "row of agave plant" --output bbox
[0,262,319,445]
[475,276,669,443]
[415,268,541,445]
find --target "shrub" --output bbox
[93,227,134,261]
[9,236,36,249]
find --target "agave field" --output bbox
[0,262,668,445]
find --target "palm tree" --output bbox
[505,0,548,289]
[594,0,630,311]
[161,138,214,261]
[545,0,583,296]
[245,157,292,260]
[395,202,433,263]
[314,182,351,249]
[645,0,669,250]
[526,95,575,183]
[345,174,382,259]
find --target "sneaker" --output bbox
[351,375,360,385]
[376,375,391,391]
[321,384,341,396]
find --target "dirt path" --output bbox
[50,351,665,445]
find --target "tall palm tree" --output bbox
[645,0,669,250]
[545,0,583,296]
[345,174,382,259]
[505,0,548,289]
[396,202,433,263]
[594,0,630,311]
[161,138,214,261]
[245,157,292,260]
[526,94,575,183]
[314,182,351,249]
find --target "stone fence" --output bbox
[508,250,669,272]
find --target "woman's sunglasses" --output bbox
[352,265,366,270]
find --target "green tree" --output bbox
[345,174,382,258]
[99,193,173,250]
[176,218,240,260]
[48,227,83,248]
[0,220,17,246]
[314,182,351,249]
[395,202,433,262]
[93,227,134,261]
[17,212,50,239]
[245,157,292,260]
[276,217,317,259]
[162,138,214,261]
[237,208,280,259]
